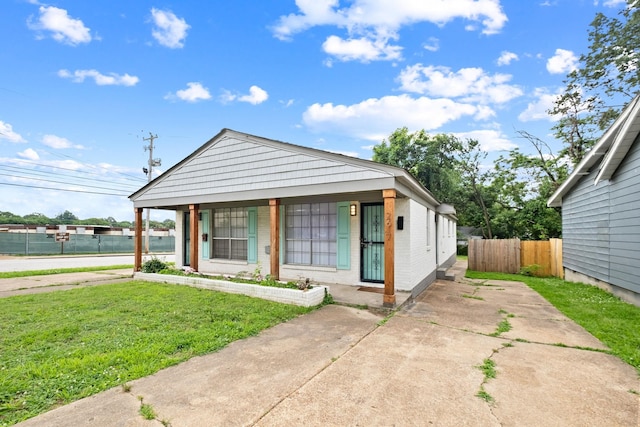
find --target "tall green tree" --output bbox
[492,131,567,239]
[0,211,25,224]
[55,210,79,224]
[22,212,51,225]
[550,0,640,164]
[372,127,462,203]
[453,139,495,239]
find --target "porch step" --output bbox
[437,267,456,281]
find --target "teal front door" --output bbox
[361,203,384,283]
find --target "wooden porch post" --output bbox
[134,207,143,271]
[189,204,199,271]
[269,198,280,280]
[383,189,396,307]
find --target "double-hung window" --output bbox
[285,203,337,266]
[213,207,247,260]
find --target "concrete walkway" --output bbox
[0,269,134,298]
[12,263,640,426]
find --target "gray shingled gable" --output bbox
[548,94,640,207]
[130,129,439,207]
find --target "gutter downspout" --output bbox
[434,214,439,267]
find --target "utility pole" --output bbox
[142,132,161,254]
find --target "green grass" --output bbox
[477,358,497,379]
[466,270,640,373]
[0,265,133,279]
[0,281,312,425]
[490,319,512,337]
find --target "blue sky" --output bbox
[0,0,628,221]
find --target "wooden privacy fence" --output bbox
[468,238,563,278]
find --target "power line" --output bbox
[0,165,139,190]
[3,158,147,182]
[0,181,130,196]
[0,172,134,193]
[40,148,150,182]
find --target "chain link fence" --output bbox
[0,233,175,255]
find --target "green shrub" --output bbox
[519,264,541,277]
[141,256,169,273]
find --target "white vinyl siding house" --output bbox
[548,94,640,306]
[131,129,458,305]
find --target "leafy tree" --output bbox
[374,128,565,240]
[492,131,567,239]
[161,218,176,229]
[0,211,25,224]
[373,127,462,203]
[55,210,79,224]
[550,0,640,164]
[22,212,51,225]
[76,218,111,226]
[453,139,495,238]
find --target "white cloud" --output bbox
[17,148,39,160]
[223,86,269,105]
[423,37,440,52]
[273,0,507,39]
[42,134,84,149]
[58,69,139,86]
[166,82,212,103]
[27,6,91,45]
[603,0,627,7]
[150,8,190,49]
[546,48,578,74]
[518,89,562,122]
[397,64,523,104]
[453,129,516,151]
[272,0,506,62]
[497,51,518,66]
[322,35,402,62]
[0,121,26,143]
[303,95,481,141]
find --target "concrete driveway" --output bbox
[15,270,640,426]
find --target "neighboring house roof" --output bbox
[548,94,640,207]
[129,128,448,211]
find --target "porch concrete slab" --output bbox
[16,305,382,427]
[256,316,501,426]
[486,342,640,427]
[328,282,412,310]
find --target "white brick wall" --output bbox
[172,199,448,293]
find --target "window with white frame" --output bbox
[285,203,337,266]
[213,207,247,260]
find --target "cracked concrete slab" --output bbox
[13,261,640,426]
[486,343,639,427]
[257,316,501,426]
[16,305,382,427]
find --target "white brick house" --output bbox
[130,129,457,306]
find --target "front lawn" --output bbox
[0,281,312,426]
[466,270,640,374]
